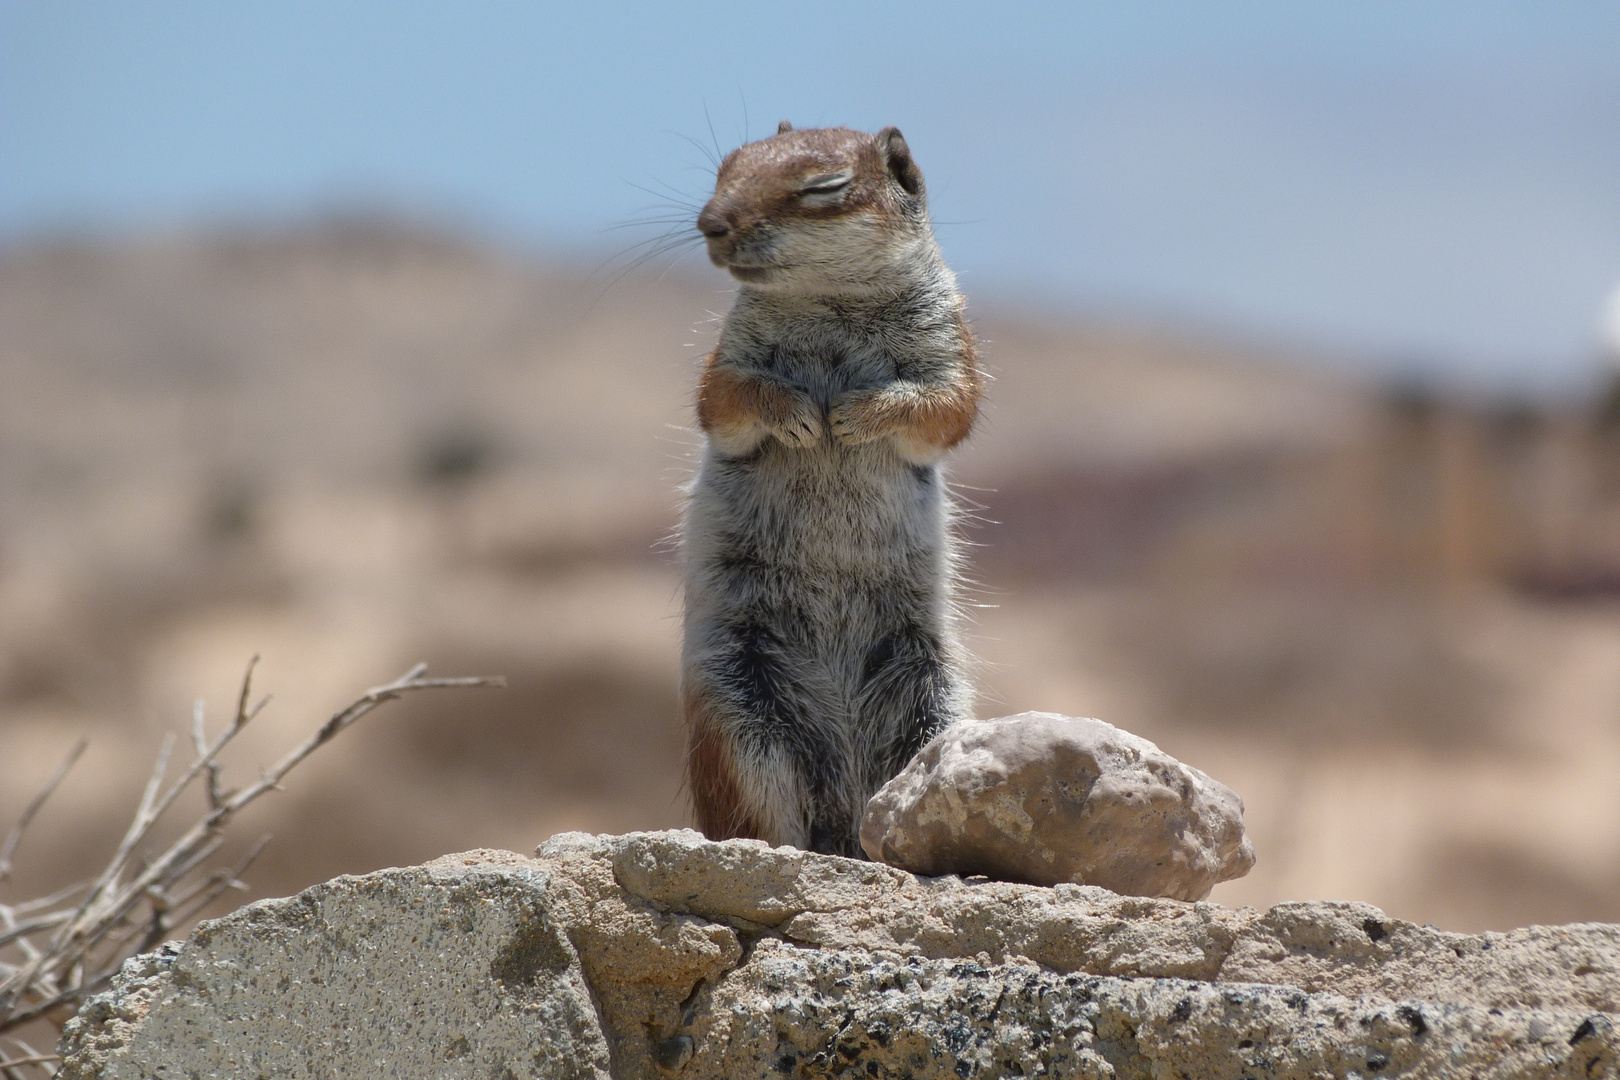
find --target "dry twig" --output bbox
[0,743,87,886]
[0,659,502,1073]
[0,1038,57,1075]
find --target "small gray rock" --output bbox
[860,712,1256,899]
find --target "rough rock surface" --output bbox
[861,713,1255,899]
[61,831,1618,1079]
[57,853,612,1079]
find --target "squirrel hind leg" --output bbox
[857,626,968,789]
[807,820,863,859]
[684,623,858,854]
[683,687,769,843]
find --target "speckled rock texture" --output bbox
[60,831,1618,1079]
[56,852,612,1079]
[861,713,1256,899]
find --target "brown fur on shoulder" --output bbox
[697,350,792,433]
[696,348,824,454]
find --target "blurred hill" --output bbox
[2,222,1618,936]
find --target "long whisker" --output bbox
[602,228,703,262]
[588,138,718,311]
[624,182,704,214]
[601,215,700,234]
[585,227,707,311]
[704,103,723,167]
[670,130,720,170]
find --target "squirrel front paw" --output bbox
[829,390,887,445]
[772,396,826,449]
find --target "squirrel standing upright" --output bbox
[681,122,983,857]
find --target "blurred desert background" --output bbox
[3,4,1619,965]
[3,221,1619,936]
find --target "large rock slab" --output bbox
[861,712,1255,899]
[57,852,613,1080]
[61,831,1619,1079]
[689,941,1614,1079]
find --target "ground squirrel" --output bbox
[681,122,983,857]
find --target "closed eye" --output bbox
[798,173,852,195]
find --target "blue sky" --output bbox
[4,2,1618,391]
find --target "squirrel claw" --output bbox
[829,395,882,444]
[774,411,824,448]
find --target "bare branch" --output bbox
[159,835,269,936]
[0,915,71,952]
[0,660,502,1038]
[191,701,222,812]
[2,1036,55,1063]
[0,741,87,884]
[5,884,87,919]
[0,1037,58,1080]
[234,655,259,730]
[48,736,174,956]
[167,835,268,916]
[1,981,81,1033]
[156,838,225,894]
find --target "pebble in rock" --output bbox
[860,712,1256,900]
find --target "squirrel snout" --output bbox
[697,205,731,239]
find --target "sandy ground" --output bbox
[2,224,1617,938]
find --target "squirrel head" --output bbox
[696,125,937,298]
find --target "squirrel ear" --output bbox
[876,126,924,197]
[777,120,794,134]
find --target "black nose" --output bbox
[697,206,730,239]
